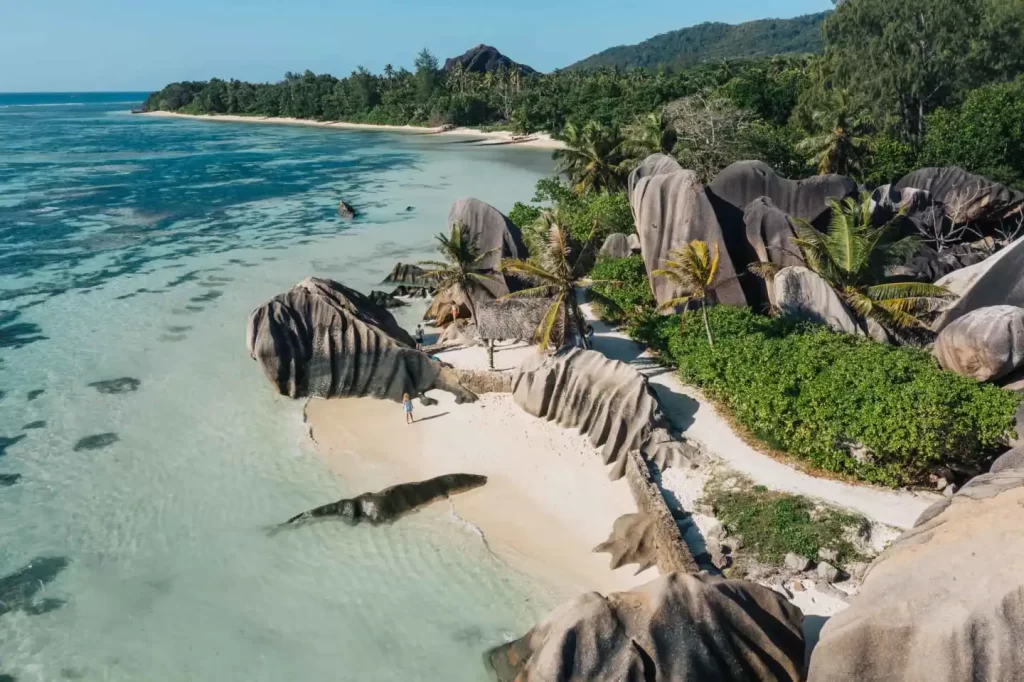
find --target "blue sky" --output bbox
[1,0,832,92]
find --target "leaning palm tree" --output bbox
[793,194,953,330]
[553,121,627,195]
[621,111,678,165]
[419,223,498,322]
[797,96,870,176]
[499,213,612,350]
[652,240,722,347]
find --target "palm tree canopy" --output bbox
[622,111,678,164]
[797,93,871,176]
[652,240,721,312]
[419,223,500,318]
[553,121,627,195]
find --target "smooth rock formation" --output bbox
[933,236,1024,332]
[424,284,474,325]
[447,197,526,284]
[280,474,488,527]
[487,573,806,682]
[337,200,356,220]
[513,348,698,479]
[627,153,684,202]
[367,290,407,309]
[598,232,631,260]
[632,168,747,309]
[626,233,641,253]
[381,262,432,287]
[934,306,1024,381]
[888,243,989,283]
[0,556,69,618]
[443,44,536,75]
[774,266,861,335]
[990,447,1024,474]
[744,196,804,268]
[809,469,1024,681]
[247,277,476,403]
[895,167,1024,225]
[622,449,698,574]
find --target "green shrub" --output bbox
[589,256,654,323]
[705,476,869,567]
[512,178,634,246]
[638,306,1019,487]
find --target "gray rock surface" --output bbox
[367,290,407,309]
[247,277,475,403]
[627,233,641,253]
[934,306,1024,381]
[895,167,1024,225]
[784,553,811,572]
[337,200,356,219]
[744,196,804,269]
[774,266,861,335]
[627,153,684,201]
[443,44,536,75]
[990,447,1024,474]
[280,474,487,527]
[598,232,631,260]
[887,243,990,283]
[631,168,747,309]
[513,348,697,479]
[381,262,432,287]
[933,236,1024,332]
[447,197,526,299]
[623,449,698,574]
[808,469,1024,681]
[486,573,806,682]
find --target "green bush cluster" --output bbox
[629,305,1019,487]
[509,178,634,249]
[589,256,654,324]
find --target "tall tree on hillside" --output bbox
[553,122,627,194]
[414,48,441,104]
[797,93,871,176]
[419,223,498,322]
[621,111,678,165]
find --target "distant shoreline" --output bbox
[141,111,566,150]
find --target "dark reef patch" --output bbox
[189,290,222,303]
[0,434,27,458]
[0,556,70,618]
[0,311,48,350]
[27,389,44,401]
[73,432,119,451]
[0,473,21,487]
[22,421,46,430]
[158,334,188,342]
[88,377,140,394]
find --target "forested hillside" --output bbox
[566,12,828,71]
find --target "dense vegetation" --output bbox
[624,303,1019,487]
[567,12,828,72]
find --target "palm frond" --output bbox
[534,293,565,350]
[656,295,694,312]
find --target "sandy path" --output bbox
[304,340,655,596]
[141,112,566,149]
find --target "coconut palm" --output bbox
[553,121,627,195]
[499,213,612,350]
[797,95,870,176]
[419,223,498,322]
[652,240,722,347]
[621,111,678,164]
[793,194,953,330]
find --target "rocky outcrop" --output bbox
[774,266,861,335]
[381,262,432,288]
[279,474,487,528]
[367,290,407,309]
[424,284,474,325]
[446,197,527,300]
[627,153,684,202]
[631,168,748,309]
[933,236,1024,332]
[934,306,1024,381]
[247,277,476,403]
[598,232,631,260]
[808,469,1024,681]
[887,243,990,283]
[443,44,536,75]
[513,348,699,479]
[744,196,804,268]
[990,446,1024,474]
[627,233,641,253]
[486,573,806,682]
[895,167,1024,225]
[337,201,356,220]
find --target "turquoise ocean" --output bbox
[0,92,560,681]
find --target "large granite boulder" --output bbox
[487,573,806,682]
[895,167,1024,225]
[246,277,475,403]
[631,169,747,310]
[934,306,1024,381]
[887,243,990,283]
[627,233,641,253]
[598,232,632,260]
[774,266,861,335]
[443,44,536,75]
[744,196,804,268]
[933,236,1024,332]
[513,348,697,479]
[808,469,1024,681]
[381,262,432,287]
[627,153,684,202]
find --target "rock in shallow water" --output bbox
[486,572,806,682]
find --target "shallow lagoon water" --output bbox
[0,93,560,680]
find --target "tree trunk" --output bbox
[701,299,714,347]
[487,339,495,370]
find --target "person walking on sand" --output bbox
[415,324,425,350]
[403,393,414,424]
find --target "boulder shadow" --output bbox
[650,384,699,433]
[802,615,830,668]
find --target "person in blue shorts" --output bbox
[403,392,414,424]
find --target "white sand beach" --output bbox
[142,111,567,149]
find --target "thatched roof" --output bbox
[476,297,555,341]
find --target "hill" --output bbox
[566,12,828,71]
[444,45,537,75]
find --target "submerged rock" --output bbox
[486,572,806,682]
[247,277,476,403]
[513,348,699,479]
[808,469,1024,681]
[337,200,356,220]
[367,290,408,309]
[934,305,1024,381]
[0,556,69,618]
[280,473,487,527]
[87,377,141,394]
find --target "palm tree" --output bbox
[797,94,870,176]
[621,111,678,165]
[793,194,953,330]
[553,121,627,195]
[499,213,612,350]
[652,241,722,347]
[419,223,498,322]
